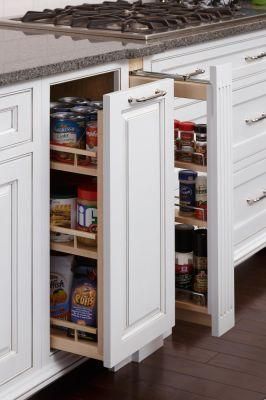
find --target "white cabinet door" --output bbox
[0,156,32,385]
[103,79,175,368]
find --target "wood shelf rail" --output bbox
[175,208,207,227]
[50,225,96,240]
[175,160,207,173]
[50,144,97,176]
[50,319,102,360]
[50,240,97,259]
[175,300,208,314]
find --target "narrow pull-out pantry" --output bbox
[49,72,115,360]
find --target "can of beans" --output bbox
[86,121,97,165]
[50,112,86,164]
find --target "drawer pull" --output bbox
[245,52,266,62]
[247,190,266,206]
[245,113,266,125]
[181,68,205,81]
[128,89,166,104]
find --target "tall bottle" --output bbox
[193,229,208,296]
[175,224,195,290]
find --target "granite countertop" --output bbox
[0,7,266,87]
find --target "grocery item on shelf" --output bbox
[175,224,194,290]
[195,175,207,221]
[50,112,86,164]
[50,253,74,320]
[70,258,97,340]
[50,102,73,113]
[174,120,181,157]
[176,121,195,163]
[58,97,91,107]
[50,186,77,243]
[179,169,198,216]
[193,124,207,166]
[77,183,98,247]
[193,229,208,296]
[86,113,98,165]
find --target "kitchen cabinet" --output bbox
[0,41,265,400]
[0,155,32,386]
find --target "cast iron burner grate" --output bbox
[20,0,240,34]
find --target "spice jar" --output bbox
[193,229,208,296]
[195,175,207,221]
[77,184,97,247]
[193,124,207,166]
[175,224,194,290]
[174,120,181,158]
[177,121,195,163]
[179,170,198,216]
[50,186,76,243]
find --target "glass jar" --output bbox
[194,124,207,166]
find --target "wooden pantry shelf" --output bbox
[175,208,207,227]
[50,240,97,259]
[50,329,102,360]
[50,225,97,241]
[50,161,97,176]
[50,144,97,158]
[50,318,97,335]
[175,160,207,173]
[176,300,211,327]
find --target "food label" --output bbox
[175,263,194,289]
[193,256,207,294]
[86,123,98,164]
[50,198,76,242]
[71,282,97,327]
[77,203,97,233]
[180,182,195,213]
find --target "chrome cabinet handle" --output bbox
[180,68,205,81]
[128,89,166,104]
[245,113,266,125]
[245,52,266,62]
[247,190,266,206]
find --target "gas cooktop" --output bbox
[0,0,264,41]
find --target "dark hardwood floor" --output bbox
[32,248,266,400]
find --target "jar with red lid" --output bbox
[174,120,181,158]
[177,121,195,163]
[76,184,97,247]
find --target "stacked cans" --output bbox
[50,97,103,165]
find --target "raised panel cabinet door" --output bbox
[0,155,32,385]
[103,79,175,368]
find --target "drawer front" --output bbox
[234,158,266,246]
[148,34,266,82]
[0,90,32,150]
[233,79,266,163]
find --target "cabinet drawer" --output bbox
[233,79,266,163]
[147,34,266,82]
[234,157,266,247]
[0,90,32,150]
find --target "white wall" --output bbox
[0,0,112,17]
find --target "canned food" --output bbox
[50,103,73,113]
[58,97,91,107]
[89,101,103,110]
[50,112,86,164]
[72,106,94,120]
[86,121,98,164]
[50,187,76,243]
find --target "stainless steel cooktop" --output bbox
[0,0,265,41]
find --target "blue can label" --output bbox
[51,118,85,147]
[180,182,195,213]
[71,280,97,327]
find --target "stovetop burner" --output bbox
[0,0,263,41]
[20,0,240,34]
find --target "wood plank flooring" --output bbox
[31,248,266,400]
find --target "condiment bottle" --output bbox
[175,224,195,290]
[179,169,198,216]
[193,124,207,166]
[195,175,207,221]
[193,229,208,296]
[76,184,97,247]
[177,121,195,163]
[174,120,181,159]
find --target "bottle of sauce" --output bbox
[175,224,195,290]
[179,169,198,216]
[193,229,208,297]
